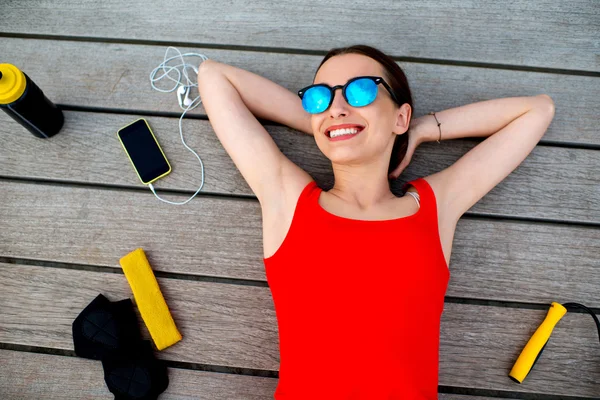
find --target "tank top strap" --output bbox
[402,177,437,221]
[295,179,320,215]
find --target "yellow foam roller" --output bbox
[119,248,182,350]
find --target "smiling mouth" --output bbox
[326,126,365,138]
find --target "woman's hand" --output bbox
[388,115,433,180]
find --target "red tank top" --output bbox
[263,177,450,399]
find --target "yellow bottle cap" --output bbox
[0,63,27,105]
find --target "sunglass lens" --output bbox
[346,78,377,107]
[302,85,331,114]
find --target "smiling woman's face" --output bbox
[311,53,408,166]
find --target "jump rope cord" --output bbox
[562,303,600,344]
[147,46,210,205]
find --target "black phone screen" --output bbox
[118,119,170,183]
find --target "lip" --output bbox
[325,124,364,137]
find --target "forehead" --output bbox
[314,53,383,85]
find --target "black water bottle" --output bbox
[0,63,64,138]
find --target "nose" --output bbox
[328,87,349,117]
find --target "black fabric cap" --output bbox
[72,294,141,360]
[72,294,169,398]
[102,340,169,400]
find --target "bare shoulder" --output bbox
[260,162,314,217]
[422,172,460,268]
[260,161,313,259]
[421,172,459,221]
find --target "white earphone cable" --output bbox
[147,46,209,205]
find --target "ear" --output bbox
[393,103,412,135]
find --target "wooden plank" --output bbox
[0,1,597,71]
[1,181,598,305]
[0,350,509,400]
[0,38,597,145]
[1,111,599,224]
[0,264,598,397]
[0,350,278,399]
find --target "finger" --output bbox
[390,164,402,180]
[396,158,409,178]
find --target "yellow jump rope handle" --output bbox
[509,302,567,383]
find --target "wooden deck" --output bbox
[1,1,599,398]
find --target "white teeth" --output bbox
[330,128,360,138]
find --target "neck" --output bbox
[329,165,395,210]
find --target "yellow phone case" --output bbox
[117,118,172,185]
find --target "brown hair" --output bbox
[314,45,413,180]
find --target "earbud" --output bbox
[176,85,185,107]
[177,85,193,108]
[183,87,193,107]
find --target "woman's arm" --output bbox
[389,94,555,179]
[416,94,555,222]
[413,94,555,142]
[196,59,314,205]
[199,59,313,136]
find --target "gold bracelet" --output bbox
[428,112,442,143]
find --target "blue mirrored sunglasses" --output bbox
[298,75,401,114]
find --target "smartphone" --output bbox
[117,118,172,185]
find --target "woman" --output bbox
[197,45,555,399]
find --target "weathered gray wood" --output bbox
[0,1,597,399]
[1,181,598,305]
[0,262,280,369]
[0,1,597,71]
[1,264,599,396]
[0,350,511,400]
[0,38,596,145]
[0,350,278,399]
[1,112,599,224]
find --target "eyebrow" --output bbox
[313,75,367,86]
